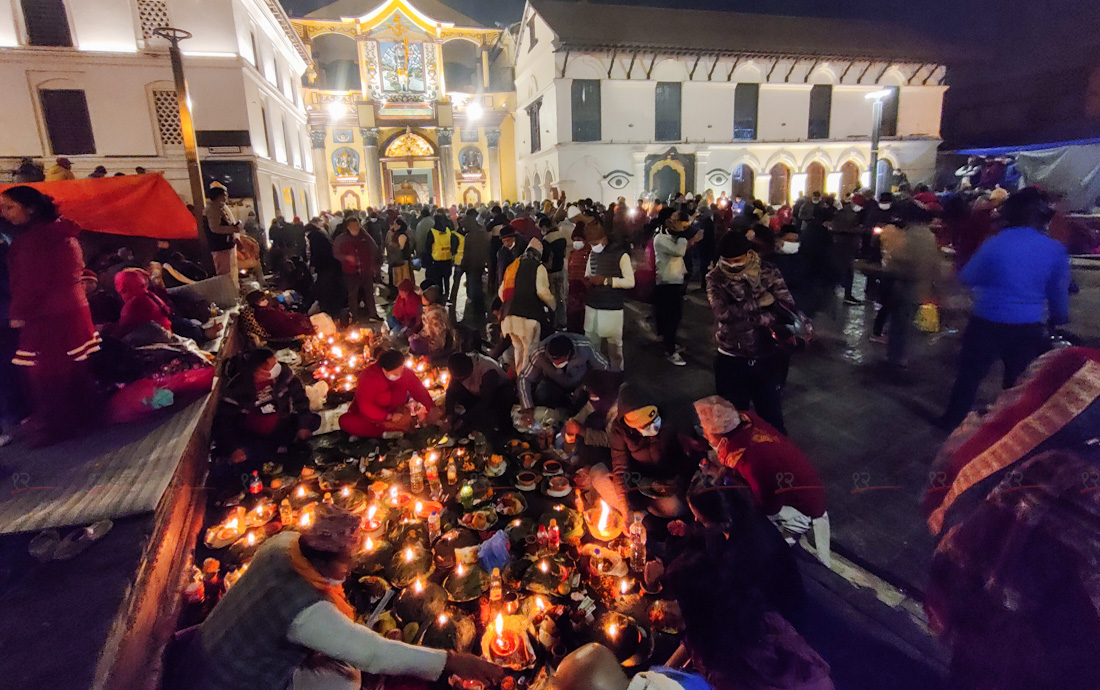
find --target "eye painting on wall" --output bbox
[602,169,633,190]
[332,147,360,177]
[380,40,425,93]
[333,129,354,144]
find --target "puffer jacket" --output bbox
[706,256,796,358]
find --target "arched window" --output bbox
[840,161,861,197]
[768,164,791,206]
[312,34,360,91]
[806,162,827,196]
[732,164,755,200]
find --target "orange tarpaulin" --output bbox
[0,174,198,240]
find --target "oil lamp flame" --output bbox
[299,512,311,527]
[226,517,239,531]
[597,500,610,533]
[607,622,619,640]
[415,500,423,516]
[413,578,423,593]
[246,531,256,546]
[456,563,466,576]
[539,560,549,574]
[494,613,504,639]
[341,486,351,498]
[404,547,415,563]
[536,596,547,611]
[296,486,306,498]
[367,504,377,521]
[437,613,449,625]
[620,579,631,595]
[364,536,374,552]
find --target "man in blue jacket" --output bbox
[940,188,1071,428]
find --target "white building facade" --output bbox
[0,0,317,224]
[514,0,949,206]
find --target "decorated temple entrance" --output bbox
[381,129,441,205]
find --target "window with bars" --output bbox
[136,0,169,39]
[880,86,900,137]
[40,89,95,154]
[571,80,601,142]
[655,82,681,142]
[527,100,542,154]
[22,0,72,47]
[733,83,759,141]
[152,90,183,147]
[808,84,832,140]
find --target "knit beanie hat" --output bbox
[717,231,752,259]
[301,504,360,554]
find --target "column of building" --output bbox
[361,127,383,208]
[310,128,330,210]
[437,127,456,207]
[486,128,503,204]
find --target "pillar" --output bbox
[309,127,331,211]
[826,172,843,196]
[754,174,771,204]
[486,128,503,205]
[790,173,808,200]
[437,127,456,207]
[361,127,382,208]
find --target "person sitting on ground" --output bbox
[409,285,453,361]
[563,369,624,467]
[444,351,515,439]
[242,290,314,343]
[158,250,209,288]
[109,267,174,340]
[591,386,692,518]
[693,395,830,566]
[214,348,320,476]
[176,503,503,690]
[662,529,834,690]
[339,349,443,438]
[517,332,609,426]
[555,642,711,690]
[387,278,422,339]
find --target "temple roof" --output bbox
[306,0,484,29]
[529,0,953,63]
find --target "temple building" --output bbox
[291,0,518,210]
[514,0,950,205]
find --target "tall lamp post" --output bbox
[153,26,208,255]
[865,89,893,200]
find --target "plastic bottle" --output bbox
[446,457,458,485]
[536,525,549,555]
[428,510,441,542]
[629,512,646,572]
[490,567,503,607]
[409,454,425,494]
[248,471,262,495]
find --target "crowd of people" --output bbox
[0,166,1088,690]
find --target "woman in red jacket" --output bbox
[339,349,443,438]
[112,267,172,338]
[1,186,100,443]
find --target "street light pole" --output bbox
[153,26,208,255]
[865,89,892,200]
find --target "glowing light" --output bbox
[296,486,306,498]
[366,504,378,521]
[299,512,312,527]
[341,486,351,498]
[607,622,619,640]
[539,560,549,574]
[597,500,610,533]
[466,100,483,121]
[865,89,893,101]
[364,536,375,552]
[331,345,343,358]
[535,596,547,612]
[415,500,424,516]
[327,101,349,120]
[494,613,504,639]
[429,450,440,464]
[225,517,239,531]
[438,613,449,625]
[620,579,631,595]
[404,547,415,563]
[390,487,399,502]
[246,531,256,546]
[413,577,424,593]
[405,357,415,369]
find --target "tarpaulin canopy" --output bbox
[0,173,197,239]
[1015,144,1100,212]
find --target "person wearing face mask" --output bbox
[444,351,515,439]
[175,503,504,690]
[593,386,691,518]
[215,348,320,474]
[332,217,381,322]
[653,209,701,366]
[768,226,817,320]
[566,223,591,333]
[496,226,521,287]
[584,223,634,371]
[517,332,609,426]
[243,290,314,343]
[339,349,442,438]
[706,231,798,434]
[540,213,569,329]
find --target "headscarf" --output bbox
[715,251,774,308]
[694,395,742,436]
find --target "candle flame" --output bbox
[390,487,398,500]
[415,500,423,516]
[413,577,423,593]
[331,346,343,358]
[404,547,415,563]
[535,596,547,611]
[456,563,466,576]
[608,622,619,640]
[620,579,631,595]
[364,536,374,552]
[341,486,351,498]
[429,450,440,463]
[246,531,256,546]
[296,486,306,498]
[253,504,264,514]
[226,517,239,531]
[299,512,311,527]
[494,613,504,638]
[597,500,610,533]
[367,504,378,521]
[539,560,549,574]
[405,357,415,369]
[416,362,426,373]
[437,613,449,625]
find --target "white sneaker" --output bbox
[667,352,687,367]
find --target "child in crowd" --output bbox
[387,278,422,338]
[409,285,453,360]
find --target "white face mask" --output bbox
[322,575,345,586]
[552,359,569,370]
[385,369,403,382]
[879,202,892,211]
[852,204,863,212]
[267,362,282,379]
[640,416,662,437]
[572,240,585,250]
[590,243,605,254]
[779,242,800,255]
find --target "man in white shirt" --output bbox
[178,504,502,690]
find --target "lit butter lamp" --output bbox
[595,611,646,666]
[481,613,536,670]
[584,500,624,541]
[204,506,247,549]
[362,504,387,539]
